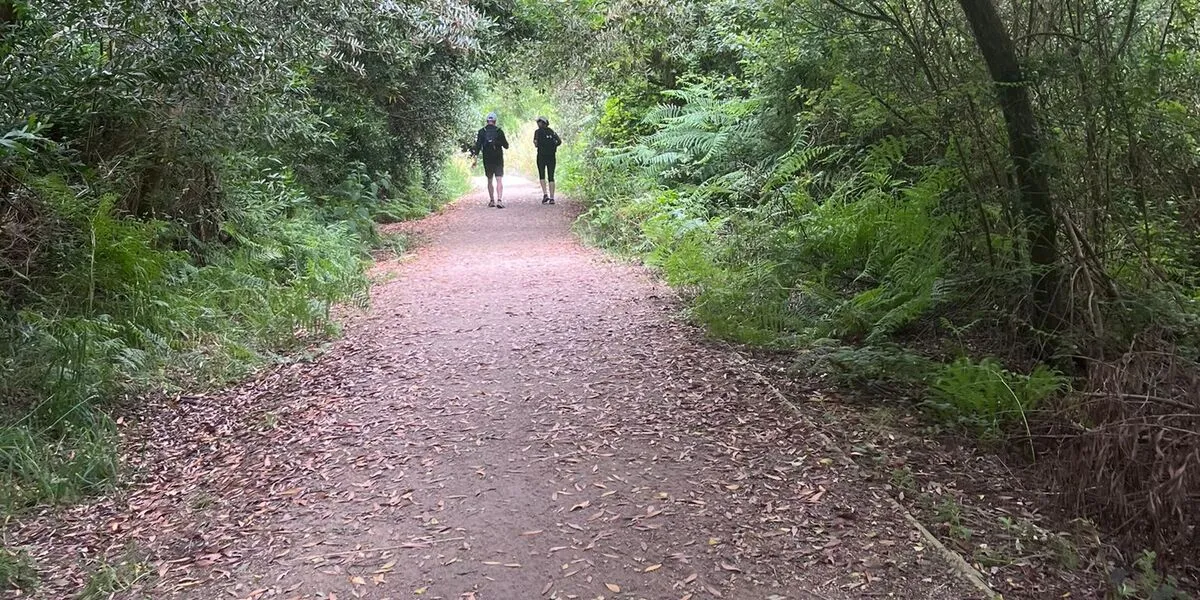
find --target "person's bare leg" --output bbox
[496,177,505,207]
[540,179,548,198]
[549,181,556,203]
[486,176,495,206]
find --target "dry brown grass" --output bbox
[1055,339,1199,570]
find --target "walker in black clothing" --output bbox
[533,116,562,204]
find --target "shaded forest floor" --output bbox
[3,178,1130,599]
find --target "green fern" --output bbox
[625,83,762,176]
[925,357,1066,438]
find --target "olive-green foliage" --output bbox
[548,0,1200,571]
[792,340,936,390]
[926,357,1065,438]
[1110,551,1193,600]
[76,549,152,600]
[0,547,37,593]
[562,0,1200,390]
[0,159,372,511]
[584,84,956,347]
[0,0,502,516]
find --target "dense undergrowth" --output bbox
[0,0,510,520]
[4,0,1200,594]
[524,0,1200,587]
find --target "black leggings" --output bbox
[537,154,556,182]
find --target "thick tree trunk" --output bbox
[957,0,1061,337]
[0,1,14,28]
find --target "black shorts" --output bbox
[483,158,504,178]
[537,154,556,182]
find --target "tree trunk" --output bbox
[0,1,14,26]
[956,0,1061,337]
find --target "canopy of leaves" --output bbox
[0,0,512,512]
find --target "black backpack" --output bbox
[483,127,501,152]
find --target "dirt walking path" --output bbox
[9,178,989,599]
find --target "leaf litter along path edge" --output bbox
[9,176,986,600]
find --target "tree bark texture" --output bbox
[957,0,1061,336]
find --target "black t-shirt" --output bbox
[475,125,509,161]
[533,126,561,157]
